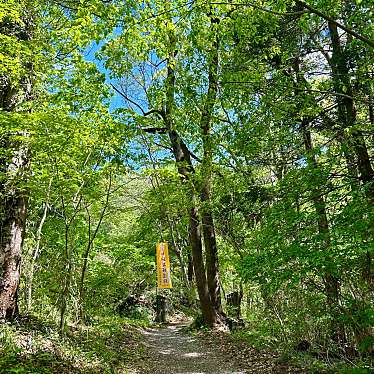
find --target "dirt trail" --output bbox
[137,323,246,374]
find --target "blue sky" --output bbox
[83,40,124,112]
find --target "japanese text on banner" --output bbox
[156,242,172,289]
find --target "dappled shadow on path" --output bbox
[138,324,246,374]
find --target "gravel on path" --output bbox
[138,323,246,374]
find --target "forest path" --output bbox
[137,323,246,374]
[134,322,308,374]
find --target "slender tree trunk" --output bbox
[168,222,189,289]
[187,246,194,283]
[328,21,374,204]
[26,178,52,312]
[59,220,71,333]
[26,202,48,312]
[364,80,374,293]
[78,207,91,320]
[328,20,374,300]
[78,172,112,321]
[59,196,74,335]
[302,127,345,346]
[368,75,374,125]
[58,191,82,333]
[201,210,222,313]
[293,55,344,344]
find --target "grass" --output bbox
[230,327,373,374]
[0,314,148,373]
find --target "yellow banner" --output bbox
[156,242,172,289]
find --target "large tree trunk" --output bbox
[0,7,33,322]
[167,130,217,327]
[201,210,222,313]
[199,14,223,315]
[163,28,217,327]
[0,190,28,321]
[189,204,216,327]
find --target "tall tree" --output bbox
[0,1,36,320]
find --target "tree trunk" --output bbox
[59,220,71,334]
[0,193,27,321]
[328,20,374,301]
[167,131,216,326]
[187,252,194,283]
[328,21,374,204]
[199,14,223,315]
[0,4,34,322]
[189,203,216,327]
[226,290,243,320]
[201,210,222,313]
[0,111,30,323]
[162,26,217,327]
[78,173,111,322]
[26,202,48,312]
[302,127,345,346]
[27,178,52,312]
[155,295,168,323]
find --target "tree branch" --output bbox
[110,84,164,118]
[210,1,374,48]
[210,2,308,16]
[296,0,374,49]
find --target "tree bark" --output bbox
[327,20,374,301]
[59,220,72,334]
[26,202,48,312]
[199,14,223,315]
[0,7,33,321]
[168,129,216,326]
[201,210,222,313]
[0,191,27,321]
[168,128,216,326]
[328,21,374,205]
[187,252,194,283]
[162,26,217,327]
[293,55,344,344]
[26,178,52,312]
[302,127,345,346]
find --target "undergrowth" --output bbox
[231,327,373,374]
[0,314,147,373]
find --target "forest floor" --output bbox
[133,322,308,374]
[2,315,368,373]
